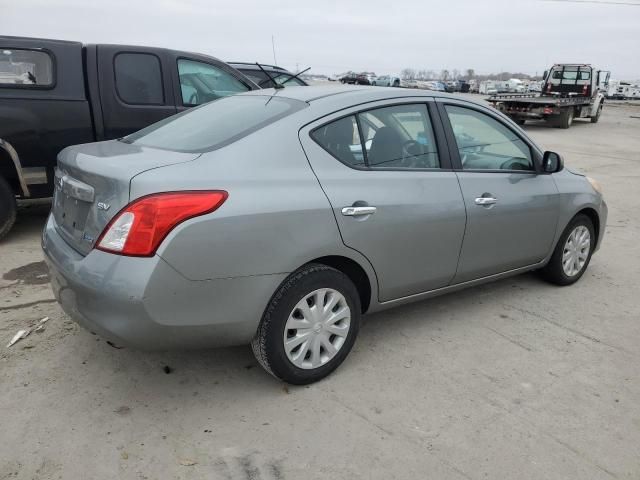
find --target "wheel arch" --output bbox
[0,138,29,197]
[576,207,600,243]
[305,255,373,314]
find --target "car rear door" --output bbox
[436,99,560,283]
[96,45,177,139]
[299,99,466,302]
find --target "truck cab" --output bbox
[0,36,258,239]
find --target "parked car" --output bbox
[340,72,370,85]
[372,75,401,87]
[229,62,308,88]
[0,36,258,240]
[43,86,607,385]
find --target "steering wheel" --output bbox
[188,92,199,105]
[401,140,424,167]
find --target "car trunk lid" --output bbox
[52,140,200,256]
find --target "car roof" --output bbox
[240,85,457,104]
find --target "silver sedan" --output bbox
[42,86,607,384]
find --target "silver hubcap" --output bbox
[562,225,591,277]
[283,288,351,370]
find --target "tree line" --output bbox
[399,68,542,82]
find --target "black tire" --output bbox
[510,116,526,126]
[591,103,603,123]
[555,108,574,129]
[251,264,361,385]
[0,176,17,241]
[393,80,400,87]
[540,214,595,286]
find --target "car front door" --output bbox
[437,100,560,283]
[299,100,467,302]
[169,55,255,112]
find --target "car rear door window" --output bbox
[445,105,533,171]
[311,116,365,168]
[114,53,164,105]
[312,104,439,170]
[0,49,53,87]
[178,59,249,106]
[361,104,439,169]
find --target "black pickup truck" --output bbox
[0,36,258,239]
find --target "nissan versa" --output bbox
[42,86,607,384]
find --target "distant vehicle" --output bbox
[527,81,543,93]
[0,36,258,240]
[229,63,308,88]
[606,80,640,100]
[43,86,607,384]
[424,81,446,92]
[479,80,498,95]
[487,64,610,128]
[340,72,370,85]
[372,75,401,87]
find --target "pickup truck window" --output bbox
[122,95,306,153]
[114,53,164,105]
[0,49,53,87]
[178,59,249,106]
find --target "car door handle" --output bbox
[475,197,497,206]
[341,206,377,216]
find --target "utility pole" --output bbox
[271,35,277,66]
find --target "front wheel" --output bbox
[0,176,17,241]
[251,264,361,384]
[540,214,595,286]
[591,103,603,123]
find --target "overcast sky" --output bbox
[3,0,640,79]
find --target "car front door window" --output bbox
[445,105,534,171]
[178,59,249,106]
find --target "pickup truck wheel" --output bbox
[251,264,361,385]
[0,176,17,241]
[556,108,574,129]
[591,103,603,123]
[510,116,526,126]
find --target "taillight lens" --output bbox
[96,191,228,257]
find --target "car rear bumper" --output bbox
[41,215,286,350]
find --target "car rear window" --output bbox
[122,95,307,153]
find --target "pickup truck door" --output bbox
[166,52,256,113]
[436,100,560,283]
[96,45,177,140]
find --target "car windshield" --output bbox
[121,95,307,153]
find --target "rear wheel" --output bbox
[510,116,526,126]
[251,264,361,384]
[555,108,574,129]
[540,214,595,286]
[0,176,17,241]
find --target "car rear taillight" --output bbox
[96,191,228,257]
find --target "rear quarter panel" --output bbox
[130,118,376,284]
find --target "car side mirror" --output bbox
[542,151,563,173]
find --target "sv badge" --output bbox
[97,202,111,211]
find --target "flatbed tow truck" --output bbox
[487,64,610,128]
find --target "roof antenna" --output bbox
[256,63,284,90]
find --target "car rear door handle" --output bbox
[341,206,377,216]
[475,197,497,206]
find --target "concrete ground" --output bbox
[1,98,639,480]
